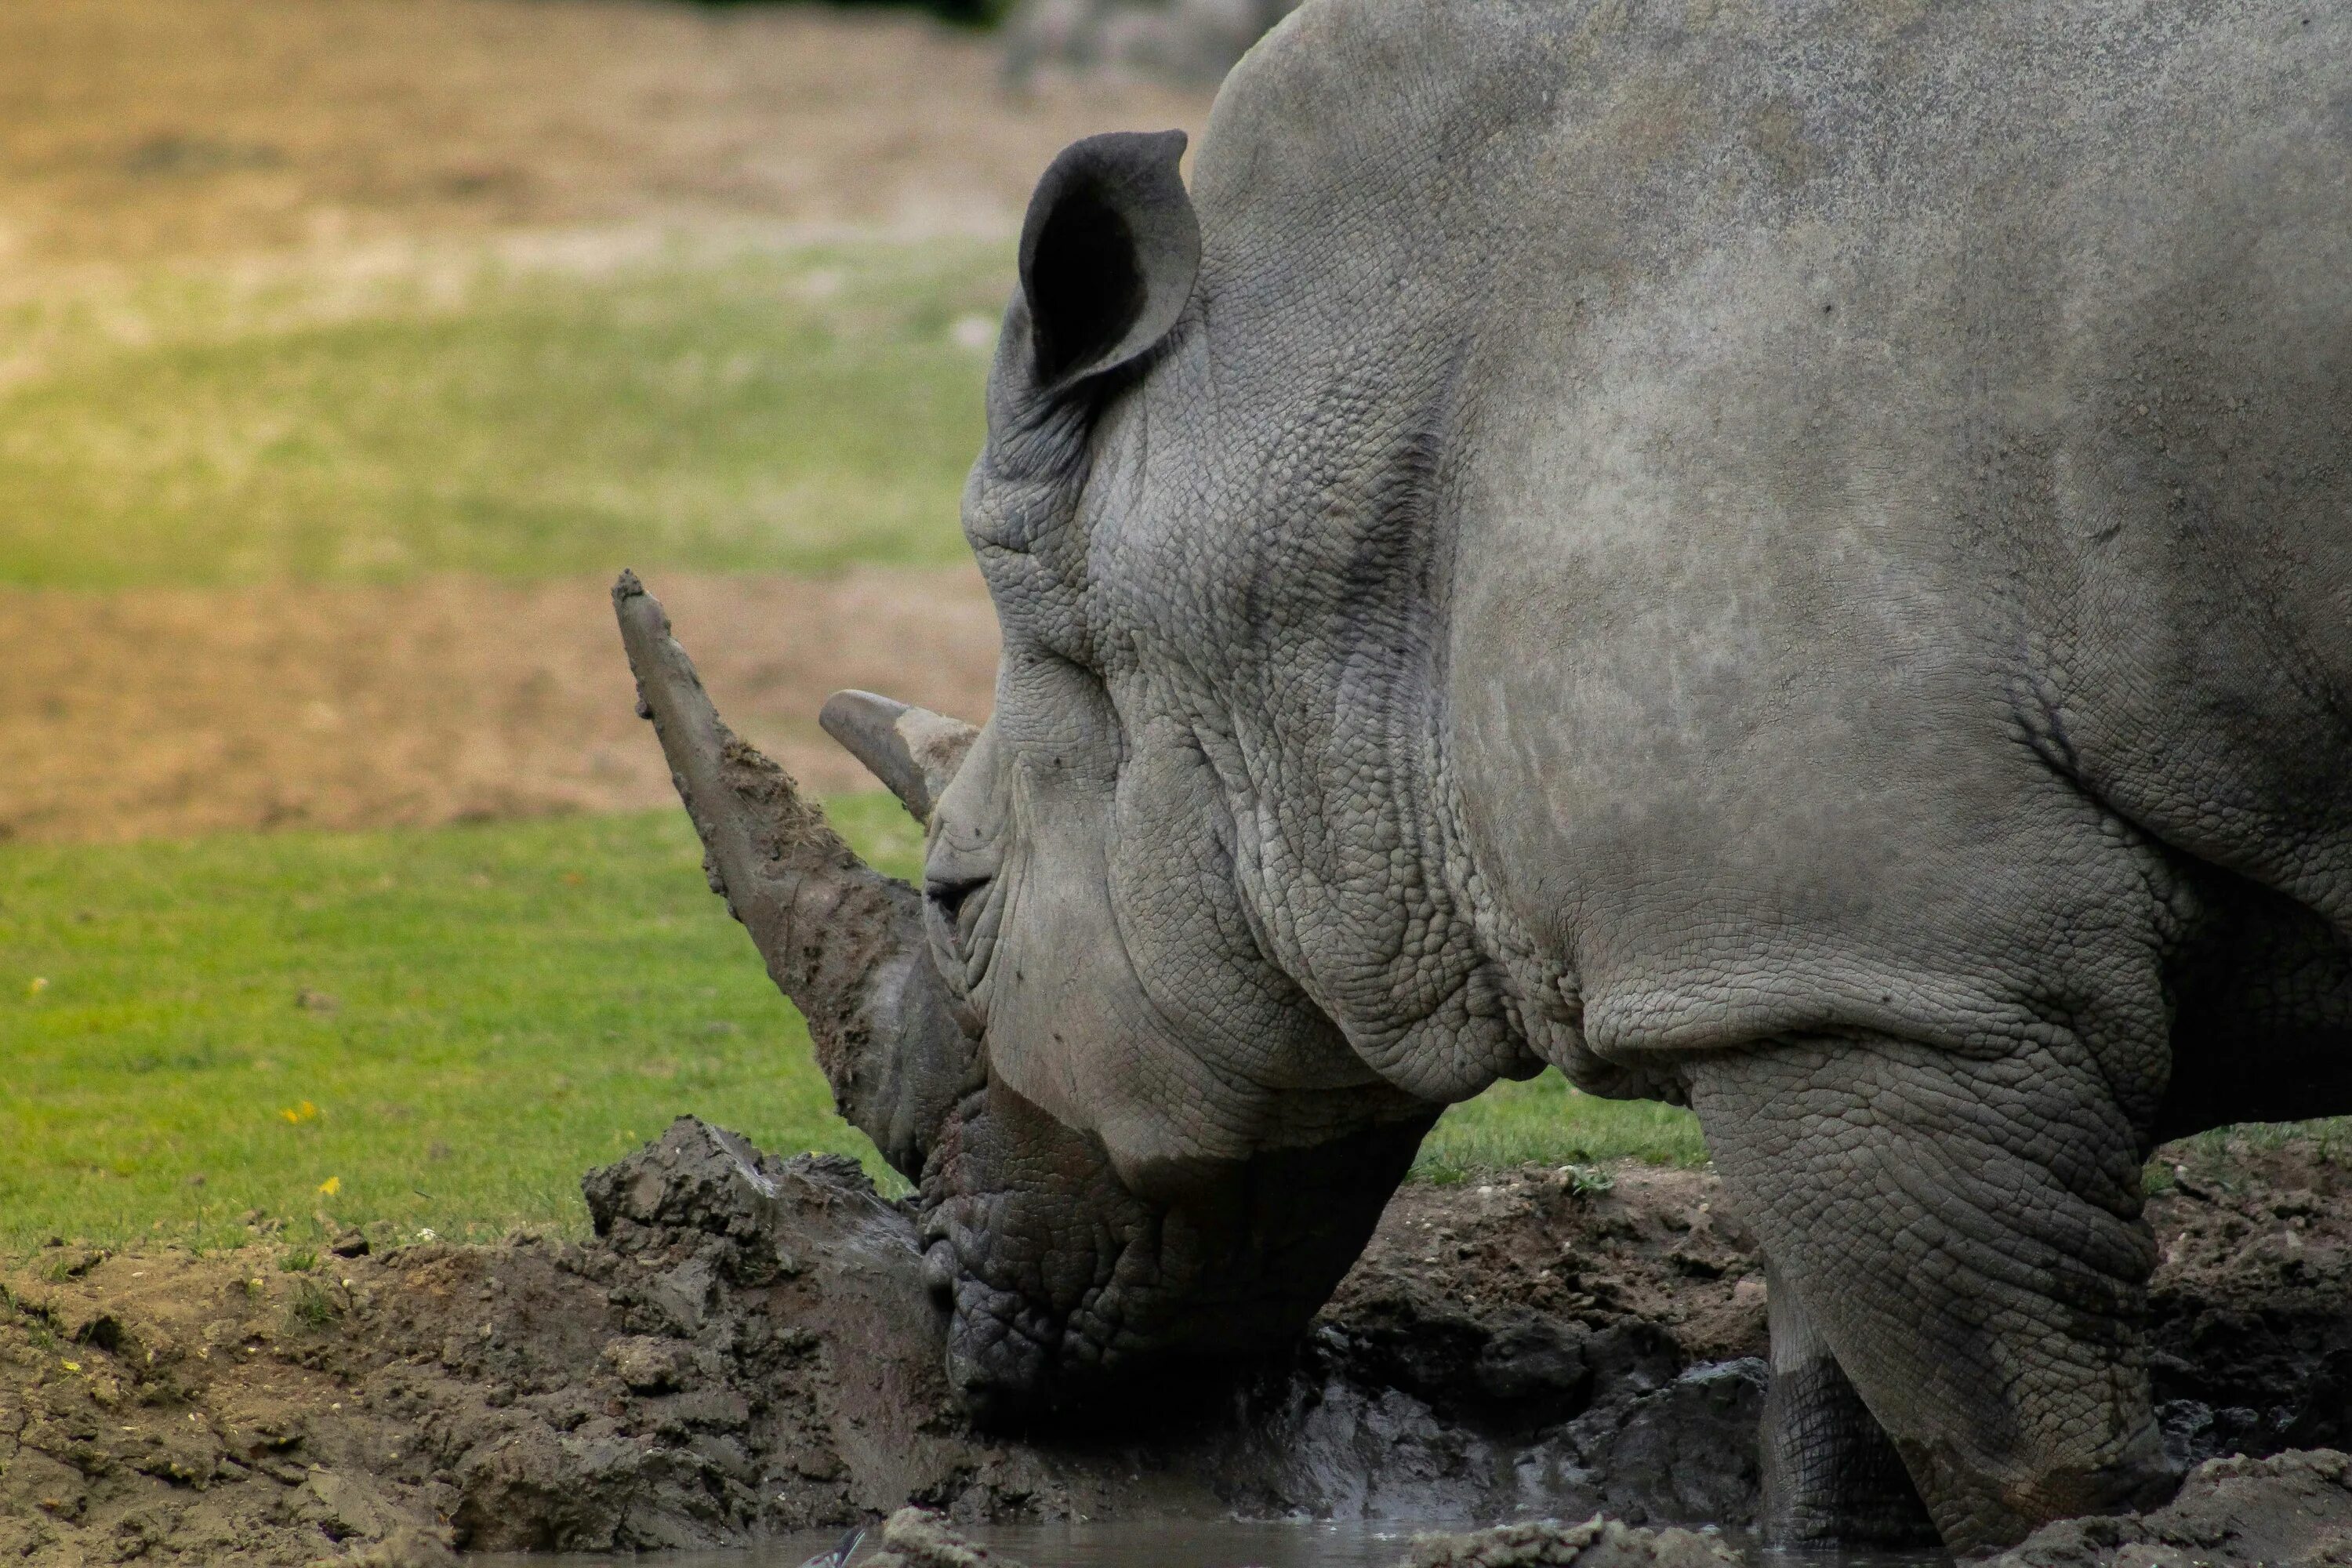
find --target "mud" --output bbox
[6,1121,2352,1564]
[1994,1450,2352,1567]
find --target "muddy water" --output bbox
[475,1519,1950,1568]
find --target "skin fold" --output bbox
[670,0,2352,1555]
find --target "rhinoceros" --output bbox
[615,0,2352,1552]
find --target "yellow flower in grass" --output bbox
[317,1176,340,1196]
[279,1101,318,1124]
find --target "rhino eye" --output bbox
[927,876,992,960]
[927,875,985,923]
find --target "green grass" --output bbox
[0,798,1700,1256]
[0,239,1010,590]
[1412,1070,1707,1182]
[0,797,924,1256]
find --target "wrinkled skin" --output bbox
[651,0,2352,1555]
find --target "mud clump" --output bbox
[9,1119,2352,1563]
[1996,1449,2352,1567]
[2140,1149,2352,1470]
[1400,1515,1743,1568]
[868,1505,1019,1568]
[1224,1163,1768,1526]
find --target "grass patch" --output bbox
[0,797,924,1256]
[286,1278,340,1330]
[1412,1070,1707,1183]
[2169,1116,2352,1163]
[2150,1117,2352,1196]
[0,792,1696,1255]
[0,240,1008,590]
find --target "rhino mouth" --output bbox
[919,1076,1436,1424]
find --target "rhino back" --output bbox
[1185,0,2352,1075]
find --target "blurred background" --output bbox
[0,0,1694,1259]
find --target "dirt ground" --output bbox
[0,568,1000,844]
[8,1120,2352,1565]
[0,0,1210,275]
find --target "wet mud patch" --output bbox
[1993,1448,2352,1566]
[5,1120,2352,1564]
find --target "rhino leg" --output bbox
[1758,1258,1937,1548]
[1689,1034,2179,1555]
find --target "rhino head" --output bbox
[617,129,1446,1424]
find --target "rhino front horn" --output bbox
[819,689,978,824]
[611,572,976,1178]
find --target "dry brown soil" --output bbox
[0,0,1209,274]
[0,569,1000,844]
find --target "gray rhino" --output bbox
[615,0,2352,1554]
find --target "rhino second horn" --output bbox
[819,689,978,824]
[612,572,976,1178]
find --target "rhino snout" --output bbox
[920,1078,1439,1423]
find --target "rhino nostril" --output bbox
[924,1240,957,1302]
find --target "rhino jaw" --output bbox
[924,1073,1438,1423]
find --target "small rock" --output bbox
[296,1468,405,1544]
[331,1229,372,1258]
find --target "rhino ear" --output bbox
[1018,129,1200,394]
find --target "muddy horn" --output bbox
[612,572,976,1178]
